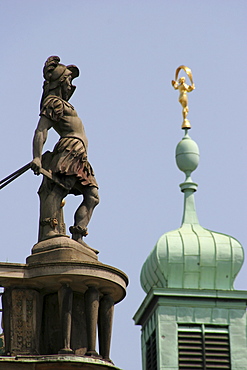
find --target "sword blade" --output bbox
[0,163,31,185]
[0,163,31,189]
[0,162,69,191]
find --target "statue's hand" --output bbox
[31,157,42,175]
[171,80,178,89]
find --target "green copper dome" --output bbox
[141,130,244,292]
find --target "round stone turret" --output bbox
[141,130,244,292]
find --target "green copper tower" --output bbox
[133,66,247,370]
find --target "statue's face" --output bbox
[61,74,72,100]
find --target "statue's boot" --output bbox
[69,225,88,244]
[39,217,61,241]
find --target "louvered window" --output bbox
[146,330,157,370]
[178,324,231,370]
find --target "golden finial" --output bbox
[172,65,195,129]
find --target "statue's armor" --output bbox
[40,95,98,194]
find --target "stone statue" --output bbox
[0,56,128,364]
[31,56,99,242]
[172,65,195,129]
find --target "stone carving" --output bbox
[2,288,41,355]
[31,56,99,243]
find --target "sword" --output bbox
[0,162,69,190]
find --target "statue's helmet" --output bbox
[42,56,79,94]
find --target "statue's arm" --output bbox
[171,80,178,89]
[187,84,195,92]
[31,116,53,175]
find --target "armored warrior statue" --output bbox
[31,56,99,242]
[0,57,128,364]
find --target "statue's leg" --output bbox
[69,186,99,242]
[38,178,68,241]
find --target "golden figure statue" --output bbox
[172,65,195,129]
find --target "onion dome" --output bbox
[141,129,244,292]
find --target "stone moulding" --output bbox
[0,354,123,369]
[0,260,128,303]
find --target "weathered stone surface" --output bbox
[41,293,62,355]
[31,56,99,244]
[0,248,128,360]
[0,259,127,303]
[0,355,123,369]
[2,288,42,356]
[27,237,98,265]
[71,293,88,355]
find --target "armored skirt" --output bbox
[43,137,98,195]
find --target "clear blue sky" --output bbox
[0,1,246,369]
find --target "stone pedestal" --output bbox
[0,237,128,369]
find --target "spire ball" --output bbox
[176,130,199,175]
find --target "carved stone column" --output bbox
[71,292,87,355]
[98,294,114,361]
[58,284,73,354]
[84,286,100,357]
